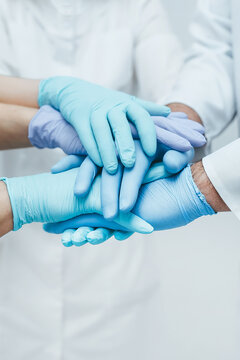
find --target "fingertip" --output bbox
[144,141,157,158]
[162,106,171,116]
[61,229,75,247]
[51,164,63,174]
[120,152,136,169]
[119,198,133,213]
[62,240,73,247]
[74,183,90,197]
[43,223,58,234]
[163,149,194,174]
[103,208,118,221]
[104,162,119,175]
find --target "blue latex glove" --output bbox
[0,169,153,234]
[38,76,171,172]
[29,106,206,156]
[44,165,215,246]
[52,143,195,219]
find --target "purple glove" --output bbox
[28,106,86,155]
[29,106,206,156]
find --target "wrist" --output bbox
[167,103,203,125]
[0,181,13,236]
[191,161,230,212]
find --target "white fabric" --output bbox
[0,1,182,359]
[163,0,240,221]
[203,139,240,220]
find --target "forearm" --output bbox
[191,161,229,212]
[0,75,40,108]
[168,103,203,125]
[0,181,13,237]
[0,103,37,149]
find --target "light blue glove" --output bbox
[52,143,195,219]
[38,76,171,172]
[44,165,215,246]
[0,170,153,234]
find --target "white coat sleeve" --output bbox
[132,0,183,102]
[202,139,240,220]
[163,0,237,142]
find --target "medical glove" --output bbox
[52,143,195,220]
[38,76,172,172]
[30,106,206,157]
[0,169,153,234]
[44,214,133,247]
[29,105,87,155]
[45,165,215,246]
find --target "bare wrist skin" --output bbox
[167,103,203,125]
[191,161,230,213]
[0,181,13,237]
[0,76,40,108]
[0,103,38,150]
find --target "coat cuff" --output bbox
[202,139,240,220]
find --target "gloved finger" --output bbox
[108,107,136,168]
[43,214,129,234]
[153,117,206,147]
[43,212,153,235]
[143,163,172,184]
[163,148,195,174]
[168,112,188,119]
[61,229,75,247]
[72,226,94,247]
[71,109,103,167]
[74,157,99,196]
[51,155,84,174]
[119,141,152,213]
[90,109,118,174]
[114,231,133,241]
[135,98,170,117]
[114,212,153,234]
[127,103,157,157]
[155,126,192,151]
[167,113,205,134]
[87,228,114,245]
[101,165,123,220]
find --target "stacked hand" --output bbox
[19,76,209,246]
[38,77,172,172]
[27,103,209,246]
[44,165,215,246]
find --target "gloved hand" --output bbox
[51,111,205,217]
[38,76,172,172]
[44,165,215,247]
[52,143,195,219]
[28,105,86,155]
[0,170,153,234]
[29,105,206,158]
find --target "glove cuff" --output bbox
[0,177,23,231]
[187,165,216,217]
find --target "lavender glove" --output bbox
[28,106,86,155]
[29,106,206,156]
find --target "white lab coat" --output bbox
[0,1,182,359]
[163,0,240,221]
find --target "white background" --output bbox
[147,1,240,358]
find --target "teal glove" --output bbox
[45,165,216,246]
[0,170,153,234]
[38,76,170,173]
